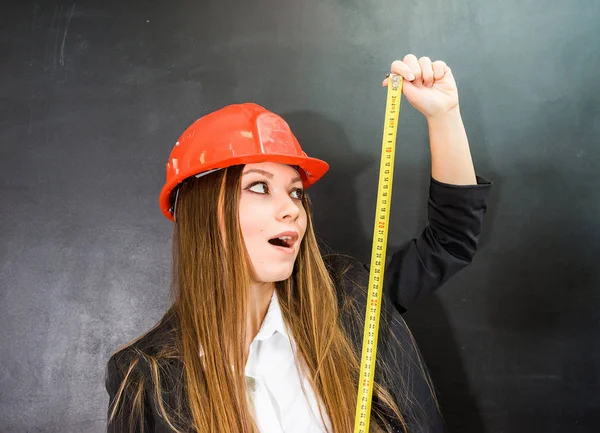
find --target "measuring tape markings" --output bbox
[353,73,403,433]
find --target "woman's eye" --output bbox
[245,181,303,199]
[291,189,304,200]
[247,181,268,194]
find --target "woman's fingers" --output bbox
[418,56,433,87]
[382,55,449,87]
[432,60,448,82]
[387,59,415,82]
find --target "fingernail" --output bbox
[408,73,415,81]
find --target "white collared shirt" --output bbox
[244,292,331,433]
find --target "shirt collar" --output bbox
[254,290,290,342]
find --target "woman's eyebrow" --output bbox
[243,168,301,183]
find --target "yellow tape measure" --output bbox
[353,73,403,433]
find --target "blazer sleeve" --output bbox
[105,351,156,433]
[377,175,492,313]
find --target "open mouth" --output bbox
[267,231,298,252]
[268,236,294,248]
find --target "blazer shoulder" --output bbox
[108,308,179,375]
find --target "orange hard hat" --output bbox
[159,102,329,221]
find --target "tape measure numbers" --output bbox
[353,73,403,433]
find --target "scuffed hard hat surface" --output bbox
[170,103,303,172]
[255,112,302,155]
[173,104,259,170]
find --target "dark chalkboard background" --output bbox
[1,0,599,431]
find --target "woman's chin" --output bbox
[253,268,294,284]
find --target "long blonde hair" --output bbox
[108,165,438,432]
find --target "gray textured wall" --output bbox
[1,0,599,431]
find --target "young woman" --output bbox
[105,54,492,433]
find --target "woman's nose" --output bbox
[276,193,300,221]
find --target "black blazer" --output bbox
[105,175,492,432]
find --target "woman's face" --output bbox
[238,162,307,284]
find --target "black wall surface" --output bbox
[1,0,599,432]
